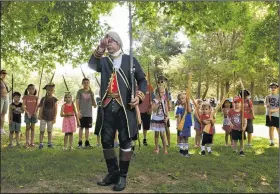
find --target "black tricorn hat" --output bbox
[43,83,55,89]
[239,89,250,97]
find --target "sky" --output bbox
[56,4,190,76]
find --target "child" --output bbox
[22,84,38,147]
[150,87,169,155]
[222,98,233,146]
[200,102,215,156]
[37,83,58,149]
[240,90,255,147]
[61,92,79,151]
[175,94,182,147]
[76,78,96,148]
[228,96,247,156]
[194,99,203,147]
[8,92,24,147]
[265,82,279,146]
[176,93,192,157]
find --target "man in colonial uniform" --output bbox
[88,31,147,191]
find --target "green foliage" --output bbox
[1,1,115,72]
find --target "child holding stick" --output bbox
[228,96,247,156]
[222,99,233,147]
[176,93,192,157]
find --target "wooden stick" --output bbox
[239,78,245,146]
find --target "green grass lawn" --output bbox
[169,111,266,125]
[1,126,278,193]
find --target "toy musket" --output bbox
[129,2,141,150]
[62,75,80,127]
[95,76,101,88]
[239,78,245,145]
[80,66,97,108]
[34,65,44,117]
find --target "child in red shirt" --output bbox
[228,96,247,157]
[200,102,215,156]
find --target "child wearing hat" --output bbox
[265,82,279,146]
[228,96,247,156]
[37,83,58,149]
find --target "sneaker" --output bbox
[78,140,83,148]
[246,144,252,147]
[0,128,6,135]
[239,151,245,157]
[208,151,212,155]
[47,143,53,148]
[233,150,238,154]
[201,150,206,156]
[63,147,67,151]
[166,144,170,148]
[269,143,275,147]
[38,144,43,149]
[179,149,184,156]
[69,147,74,151]
[185,150,190,158]
[29,143,35,147]
[143,139,148,146]
[85,140,93,148]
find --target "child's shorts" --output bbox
[79,117,92,129]
[40,120,53,132]
[232,130,246,140]
[266,116,279,128]
[202,133,213,145]
[24,114,38,124]
[9,122,21,132]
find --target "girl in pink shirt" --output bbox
[22,84,39,147]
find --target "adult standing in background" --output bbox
[0,70,9,135]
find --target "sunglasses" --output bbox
[270,86,278,89]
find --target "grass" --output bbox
[169,111,266,125]
[1,125,278,193]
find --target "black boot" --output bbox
[97,149,119,186]
[113,150,132,191]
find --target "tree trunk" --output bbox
[196,75,201,99]
[250,81,254,99]
[216,78,220,101]
[220,80,224,101]
[225,80,230,96]
[201,77,209,100]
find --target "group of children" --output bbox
[3,71,279,157]
[6,78,99,151]
[149,82,279,157]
